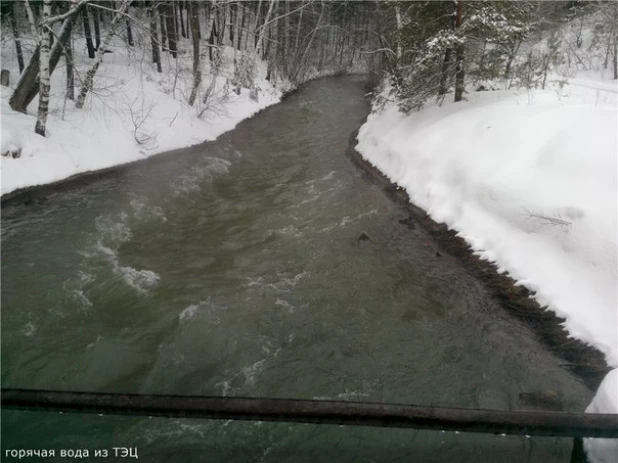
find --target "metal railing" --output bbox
[2,388,617,438]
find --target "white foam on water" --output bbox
[275,298,292,308]
[318,209,379,233]
[78,271,95,284]
[265,271,310,293]
[117,266,160,294]
[179,304,199,321]
[245,277,264,287]
[170,157,232,197]
[22,322,36,337]
[90,241,161,295]
[130,199,167,223]
[71,289,93,309]
[274,298,294,313]
[340,209,378,227]
[95,214,132,244]
[270,225,303,238]
[242,358,266,386]
[304,170,337,186]
[218,380,232,397]
[293,186,340,208]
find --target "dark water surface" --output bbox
[1,76,592,462]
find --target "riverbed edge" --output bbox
[345,126,611,393]
[0,76,313,207]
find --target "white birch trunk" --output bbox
[34,0,52,137]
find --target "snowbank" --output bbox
[356,79,617,458]
[1,39,281,196]
[585,369,618,463]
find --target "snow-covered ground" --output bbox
[356,43,617,463]
[1,33,285,196]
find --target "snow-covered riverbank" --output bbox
[356,76,617,461]
[0,38,285,196]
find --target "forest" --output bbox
[1,1,616,139]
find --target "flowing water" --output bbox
[1,76,593,462]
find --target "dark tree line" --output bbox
[2,1,613,136]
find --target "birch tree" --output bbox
[9,9,79,113]
[17,0,86,135]
[31,0,52,136]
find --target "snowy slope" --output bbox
[356,69,617,462]
[0,36,282,196]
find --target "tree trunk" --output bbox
[229,2,235,46]
[614,33,618,79]
[35,0,53,137]
[149,1,162,72]
[76,0,131,109]
[439,48,452,95]
[92,6,101,49]
[219,1,229,46]
[238,2,246,50]
[294,6,303,57]
[126,18,134,46]
[504,40,521,79]
[66,27,74,100]
[179,1,186,38]
[604,33,612,69]
[10,13,78,113]
[254,0,263,50]
[82,6,96,58]
[188,1,201,106]
[454,0,465,103]
[159,4,168,52]
[209,17,217,61]
[256,0,275,57]
[394,5,402,62]
[283,1,290,64]
[293,2,324,83]
[165,2,178,58]
[9,2,25,73]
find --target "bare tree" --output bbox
[188,0,201,106]
[92,4,101,49]
[165,1,178,58]
[454,0,465,102]
[149,1,162,73]
[82,5,96,58]
[8,2,25,73]
[76,0,131,109]
[255,0,276,57]
[159,3,168,52]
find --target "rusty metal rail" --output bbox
[2,388,617,438]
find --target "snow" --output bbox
[1,36,282,196]
[585,369,618,463]
[357,67,617,461]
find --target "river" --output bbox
[1,76,593,462]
